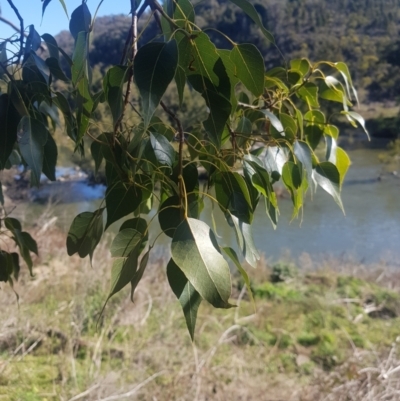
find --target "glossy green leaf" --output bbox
[222,247,254,305]
[69,2,91,41]
[282,161,302,190]
[42,134,58,181]
[228,214,260,268]
[105,183,142,229]
[290,58,310,77]
[17,116,48,186]
[262,110,284,136]
[298,82,319,108]
[305,125,324,150]
[110,228,143,257]
[215,172,253,224]
[171,218,232,308]
[294,140,313,189]
[66,209,104,260]
[313,162,344,212]
[0,95,20,169]
[228,0,274,43]
[265,146,287,176]
[150,132,176,167]
[324,124,339,140]
[235,116,252,147]
[120,218,148,253]
[134,41,178,128]
[41,33,59,60]
[75,76,93,144]
[158,195,181,238]
[108,250,139,301]
[343,111,370,140]
[130,248,151,302]
[335,147,351,187]
[335,61,358,103]
[231,44,265,97]
[72,31,89,85]
[90,139,103,174]
[103,65,128,126]
[167,258,202,340]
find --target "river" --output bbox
[11,145,400,265]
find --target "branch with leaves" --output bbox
[0,0,368,339]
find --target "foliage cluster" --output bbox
[0,0,367,338]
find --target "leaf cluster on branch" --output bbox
[0,0,367,338]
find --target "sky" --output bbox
[0,0,132,39]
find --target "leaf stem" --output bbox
[6,0,24,64]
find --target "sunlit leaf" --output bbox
[167,258,202,340]
[171,218,232,308]
[134,40,178,128]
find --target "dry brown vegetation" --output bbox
[1,214,400,401]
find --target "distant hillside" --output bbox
[55,0,400,103]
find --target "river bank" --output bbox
[0,219,399,400]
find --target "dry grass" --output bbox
[0,213,400,401]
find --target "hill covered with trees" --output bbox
[55,0,400,106]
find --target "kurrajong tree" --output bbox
[0,0,368,339]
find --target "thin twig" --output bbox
[6,0,23,63]
[97,371,165,401]
[68,384,100,401]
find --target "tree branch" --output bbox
[6,0,24,64]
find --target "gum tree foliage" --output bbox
[0,0,368,339]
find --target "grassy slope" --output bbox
[0,223,400,400]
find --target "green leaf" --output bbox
[290,58,310,77]
[335,147,351,187]
[158,195,182,238]
[282,161,302,190]
[130,248,150,302]
[294,140,313,189]
[335,61,358,103]
[262,110,284,136]
[313,162,344,212]
[90,139,103,174]
[167,258,202,341]
[228,0,274,43]
[228,214,260,268]
[134,40,178,128]
[343,111,370,140]
[265,146,287,176]
[271,113,297,140]
[41,34,59,60]
[75,76,93,144]
[108,250,139,301]
[120,218,148,253]
[162,0,195,40]
[0,95,20,169]
[17,116,48,186]
[150,132,176,167]
[69,2,91,41]
[230,44,265,97]
[305,125,324,150]
[110,228,143,257]
[324,124,339,140]
[222,247,254,306]
[235,116,252,147]
[103,65,129,126]
[42,133,58,181]
[72,31,89,86]
[46,57,69,82]
[105,183,142,229]
[298,82,319,108]
[66,209,104,260]
[20,232,38,255]
[171,218,232,309]
[215,172,253,224]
